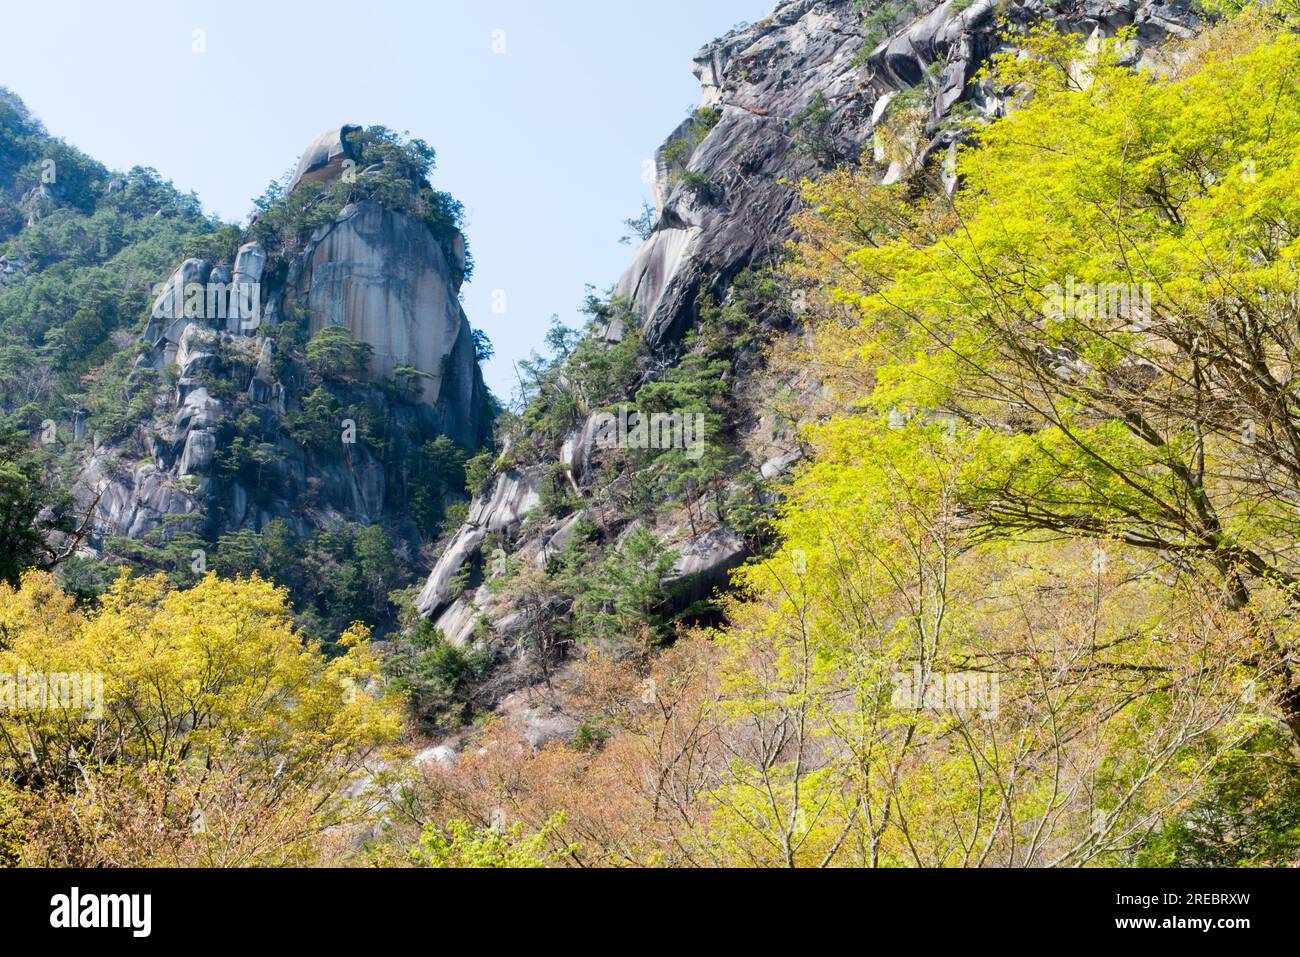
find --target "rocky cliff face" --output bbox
[285,201,480,432]
[622,0,877,350]
[623,0,1199,350]
[85,128,493,551]
[415,0,1201,651]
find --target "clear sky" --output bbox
[0,0,773,397]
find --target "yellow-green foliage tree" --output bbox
[0,571,405,866]
[389,7,1300,869]
[695,6,1300,865]
[412,813,573,868]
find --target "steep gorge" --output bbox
[0,0,1203,724]
[413,0,1201,670]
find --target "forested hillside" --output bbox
[0,89,234,428]
[5,0,1300,868]
[0,87,230,591]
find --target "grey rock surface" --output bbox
[619,0,1200,352]
[618,0,875,350]
[414,468,542,619]
[84,130,493,555]
[283,201,486,446]
[668,525,750,604]
[288,125,362,192]
[144,258,211,345]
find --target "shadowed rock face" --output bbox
[870,0,1002,133]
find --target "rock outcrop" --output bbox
[282,200,482,442]
[85,127,493,549]
[621,0,1199,350]
[288,125,362,192]
[619,1,877,350]
[415,468,541,619]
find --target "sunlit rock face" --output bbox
[284,200,483,441]
[618,0,877,350]
[288,125,362,192]
[83,129,493,548]
[415,469,542,621]
[618,0,1200,351]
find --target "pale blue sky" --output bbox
[0,0,772,396]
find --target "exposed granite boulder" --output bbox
[90,457,202,541]
[429,594,484,648]
[179,428,217,477]
[470,468,542,533]
[416,526,489,620]
[20,183,55,226]
[666,524,750,612]
[538,511,587,566]
[288,125,362,192]
[760,448,804,481]
[143,257,212,345]
[415,468,542,619]
[175,323,217,378]
[226,241,267,333]
[876,0,1000,133]
[233,241,266,285]
[520,712,580,751]
[413,744,458,770]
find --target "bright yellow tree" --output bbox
[0,571,405,866]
